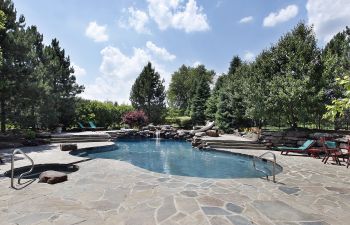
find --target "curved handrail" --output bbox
[11,149,35,188]
[252,151,276,183]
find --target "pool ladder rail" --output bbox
[252,151,276,183]
[11,148,35,189]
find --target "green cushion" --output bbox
[325,141,337,149]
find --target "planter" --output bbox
[55,126,63,134]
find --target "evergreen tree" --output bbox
[228,55,242,75]
[130,62,166,124]
[215,89,234,132]
[205,74,227,120]
[0,0,26,131]
[190,75,211,125]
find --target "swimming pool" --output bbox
[71,139,282,179]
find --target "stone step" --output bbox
[50,138,111,143]
[207,144,267,150]
[203,140,258,144]
[205,141,262,146]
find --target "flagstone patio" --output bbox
[0,141,350,225]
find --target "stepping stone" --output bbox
[180,190,198,197]
[157,196,176,222]
[226,203,244,213]
[252,200,318,222]
[279,186,300,195]
[201,206,231,215]
[39,171,67,184]
[299,221,330,225]
[226,215,254,225]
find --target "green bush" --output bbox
[75,99,134,128]
[24,130,36,140]
[178,116,193,129]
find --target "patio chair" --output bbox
[275,140,316,155]
[88,121,105,130]
[321,138,342,165]
[336,139,350,168]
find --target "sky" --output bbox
[12,0,350,104]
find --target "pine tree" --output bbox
[130,62,166,124]
[215,89,234,132]
[190,76,210,125]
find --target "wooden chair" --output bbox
[321,137,342,165]
[338,139,350,168]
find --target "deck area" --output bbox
[0,139,350,225]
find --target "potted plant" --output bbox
[55,124,64,134]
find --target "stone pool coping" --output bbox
[1,140,350,225]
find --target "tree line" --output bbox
[0,0,83,132]
[142,23,350,131]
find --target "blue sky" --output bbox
[13,0,350,104]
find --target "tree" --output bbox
[323,27,350,123]
[215,89,235,132]
[228,55,242,75]
[205,74,227,121]
[322,27,350,128]
[130,62,166,124]
[0,9,5,66]
[190,75,211,125]
[269,23,322,128]
[167,64,214,116]
[167,65,191,114]
[0,0,24,132]
[37,39,84,128]
[122,110,148,129]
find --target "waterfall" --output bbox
[155,130,160,139]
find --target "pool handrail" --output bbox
[11,148,35,188]
[252,151,276,183]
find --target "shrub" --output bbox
[24,130,36,140]
[122,110,148,129]
[178,116,193,129]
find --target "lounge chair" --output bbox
[88,121,104,130]
[275,140,316,155]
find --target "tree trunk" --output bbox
[0,99,5,132]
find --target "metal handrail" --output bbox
[11,149,35,188]
[252,151,276,183]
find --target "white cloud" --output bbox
[85,21,109,42]
[239,16,253,24]
[72,63,86,77]
[147,0,210,32]
[192,61,201,67]
[146,41,176,61]
[306,0,350,43]
[243,51,255,62]
[120,7,150,34]
[263,5,298,27]
[81,42,175,103]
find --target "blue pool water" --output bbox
[71,139,282,179]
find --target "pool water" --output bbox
[71,139,282,179]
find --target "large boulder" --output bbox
[39,170,68,184]
[206,130,219,137]
[60,144,78,151]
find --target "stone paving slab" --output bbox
[0,141,350,224]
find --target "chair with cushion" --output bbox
[275,140,316,155]
[88,121,105,130]
[321,138,342,165]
